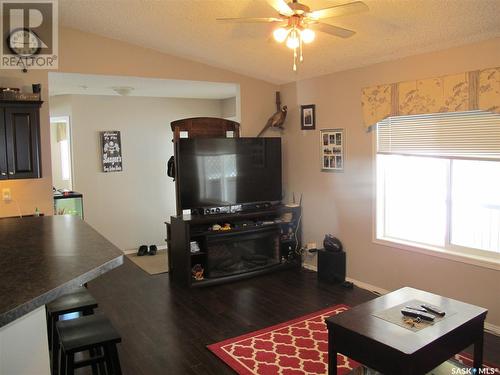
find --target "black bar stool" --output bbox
[46,287,98,374]
[56,313,122,375]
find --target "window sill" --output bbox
[373,237,500,271]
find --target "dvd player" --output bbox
[195,202,272,216]
[196,206,231,215]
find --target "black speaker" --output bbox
[317,249,346,284]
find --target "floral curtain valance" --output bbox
[361,67,500,129]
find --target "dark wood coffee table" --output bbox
[326,287,487,375]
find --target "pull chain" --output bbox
[300,36,303,62]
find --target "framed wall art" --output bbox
[100,131,123,172]
[301,104,315,130]
[320,128,344,172]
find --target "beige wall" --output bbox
[0,26,278,218]
[50,94,223,251]
[221,97,237,119]
[57,27,276,136]
[281,37,500,326]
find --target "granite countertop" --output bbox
[0,216,123,327]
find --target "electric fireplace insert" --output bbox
[206,226,280,278]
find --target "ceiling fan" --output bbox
[217,0,368,71]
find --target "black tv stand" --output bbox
[167,204,301,287]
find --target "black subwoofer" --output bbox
[317,249,346,284]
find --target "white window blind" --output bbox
[377,111,500,160]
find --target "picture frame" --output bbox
[320,128,344,172]
[100,131,123,172]
[301,104,316,130]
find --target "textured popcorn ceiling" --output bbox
[59,0,500,84]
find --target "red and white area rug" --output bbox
[208,305,498,375]
[208,305,356,375]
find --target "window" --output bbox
[451,160,500,253]
[197,154,237,204]
[51,117,73,190]
[375,111,500,266]
[60,139,71,181]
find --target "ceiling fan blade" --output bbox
[312,22,356,38]
[309,1,368,20]
[265,0,294,16]
[216,17,284,23]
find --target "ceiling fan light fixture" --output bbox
[217,0,367,72]
[273,27,289,43]
[301,28,315,43]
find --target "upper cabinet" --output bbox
[0,101,42,180]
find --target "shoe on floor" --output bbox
[137,245,148,256]
[148,245,157,256]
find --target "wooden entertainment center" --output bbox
[166,117,301,287]
[169,205,301,287]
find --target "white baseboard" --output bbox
[302,264,500,336]
[345,277,390,296]
[484,322,500,336]
[122,244,168,255]
[302,263,317,272]
[302,263,388,295]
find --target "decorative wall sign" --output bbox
[100,131,123,172]
[301,104,316,130]
[320,129,344,172]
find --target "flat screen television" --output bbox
[177,138,282,210]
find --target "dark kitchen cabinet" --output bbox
[0,112,7,180]
[0,101,42,179]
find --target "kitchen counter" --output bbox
[0,215,123,327]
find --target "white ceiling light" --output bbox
[301,28,315,44]
[273,27,288,43]
[111,86,134,96]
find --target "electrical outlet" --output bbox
[2,188,12,202]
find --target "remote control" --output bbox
[421,304,446,316]
[405,306,429,313]
[401,308,435,321]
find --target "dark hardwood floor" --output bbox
[86,258,500,374]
